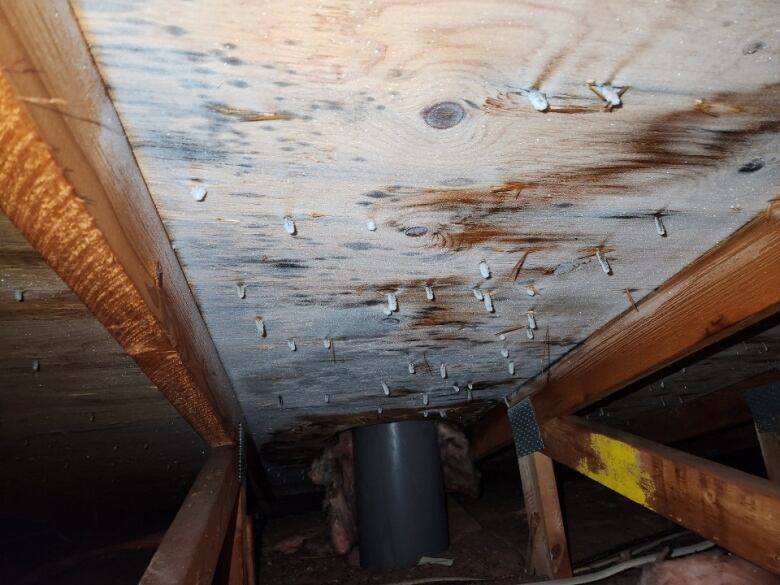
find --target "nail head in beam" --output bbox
[542,416,780,574]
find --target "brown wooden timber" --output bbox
[244,512,257,585]
[471,209,780,459]
[542,416,780,574]
[141,447,239,585]
[0,1,240,445]
[618,370,780,444]
[757,428,780,483]
[517,452,572,579]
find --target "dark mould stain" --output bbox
[422,101,465,129]
[228,79,250,89]
[738,158,764,173]
[364,190,390,199]
[163,24,187,36]
[274,81,295,87]
[343,242,379,251]
[263,258,307,270]
[555,202,574,208]
[438,177,475,187]
[223,56,244,66]
[222,42,238,50]
[404,226,429,237]
[743,41,764,55]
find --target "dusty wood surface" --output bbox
[517,452,572,579]
[72,0,780,451]
[0,0,241,446]
[472,209,780,458]
[543,416,780,574]
[141,446,239,585]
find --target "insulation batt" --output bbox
[638,552,780,585]
[309,423,482,555]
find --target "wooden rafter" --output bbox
[617,369,780,444]
[0,1,241,446]
[543,416,780,573]
[471,209,780,459]
[140,447,240,585]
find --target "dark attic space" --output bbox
[1,1,779,584]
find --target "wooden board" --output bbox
[0,1,242,446]
[140,446,239,585]
[73,0,780,449]
[471,211,780,459]
[517,452,571,579]
[0,211,204,520]
[543,416,780,573]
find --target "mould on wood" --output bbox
[404,226,429,237]
[422,101,465,129]
[738,158,764,173]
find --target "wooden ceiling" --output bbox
[68,0,779,453]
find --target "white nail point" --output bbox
[382,382,390,396]
[190,186,207,201]
[283,216,297,235]
[255,317,266,337]
[366,219,377,232]
[440,363,447,379]
[479,260,491,279]
[508,362,515,375]
[425,285,435,301]
[287,339,297,351]
[596,250,612,275]
[483,292,494,313]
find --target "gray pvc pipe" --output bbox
[353,420,449,569]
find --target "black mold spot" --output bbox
[228,79,250,88]
[438,177,474,187]
[404,226,429,237]
[422,101,465,129]
[555,202,574,208]
[365,190,390,199]
[344,242,379,251]
[738,158,764,173]
[222,42,238,50]
[163,25,187,36]
[743,41,764,55]
[223,56,244,66]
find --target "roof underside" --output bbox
[68,0,778,456]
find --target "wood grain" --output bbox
[0,71,232,445]
[472,210,780,458]
[0,0,241,445]
[543,416,780,574]
[72,0,780,448]
[517,452,572,579]
[140,446,239,585]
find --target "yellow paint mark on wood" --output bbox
[576,433,654,507]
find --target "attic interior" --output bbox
[1,1,779,584]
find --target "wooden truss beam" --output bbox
[517,452,571,579]
[542,416,780,574]
[471,209,780,459]
[140,447,240,585]
[0,1,240,445]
